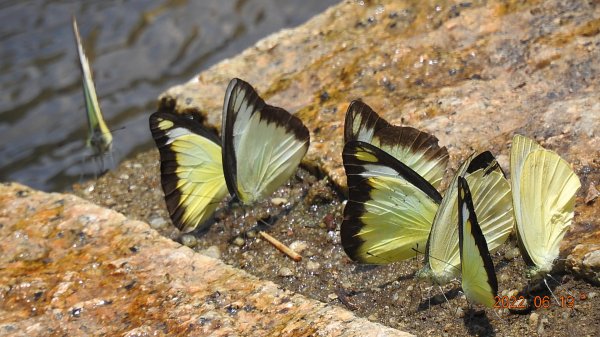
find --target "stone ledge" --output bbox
[0,182,411,336]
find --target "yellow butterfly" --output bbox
[510,135,580,280]
[72,16,113,160]
[458,176,498,308]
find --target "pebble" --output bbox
[367,314,378,321]
[504,247,521,260]
[278,267,294,277]
[246,230,257,239]
[507,289,519,298]
[455,307,464,318]
[271,197,288,206]
[327,293,338,300]
[588,292,597,299]
[232,237,245,247]
[180,234,197,248]
[499,273,510,283]
[306,261,320,272]
[119,174,130,180]
[289,240,308,254]
[149,217,168,229]
[538,318,548,334]
[199,245,220,259]
[529,312,539,327]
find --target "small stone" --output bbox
[504,247,520,260]
[199,245,220,259]
[180,234,197,248]
[588,292,597,299]
[584,182,599,204]
[246,230,257,239]
[271,197,288,206]
[529,312,539,327]
[322,213,336,231]
[119,174,130,180]
[278,267,294,277]
[327,293,338,300]
[538,318,548,334]
[367,314,378,321]
[306,261,320,272]
[454,307,464,318]
[289,240,308,254]
[499,273,510,283]
[149,217,168,229]
[232,237,245,247]
[507,289,519,298]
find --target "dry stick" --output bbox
[259,231,302,262]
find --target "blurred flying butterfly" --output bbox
[72,16,113,169]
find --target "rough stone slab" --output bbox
[159,0,600,283]
[0,182,411,336]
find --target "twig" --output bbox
[259,231,302,262]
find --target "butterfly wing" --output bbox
[344,100,449,189]
[419,151,513,284]
[72,16,112,155]
[341,141,441,264]
[458,177,498,308]
[513,142,580,278]
[222,78,310,204]
[150,112,228,233]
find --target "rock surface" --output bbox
[0,182,410,336]
[160,0,600,283]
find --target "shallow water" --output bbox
[0,0,338,191]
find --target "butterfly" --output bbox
[344,100,449,189]
[341,101,449,263]
[510,134,580,280]
[150,78,310,233]
[416,151,513,285]
[458,176,498,308]
[72,16,113,162]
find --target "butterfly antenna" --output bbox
[547,273,576,298]
[425,252,461,274]
[438,285,453,313]
[543,278,560,305]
